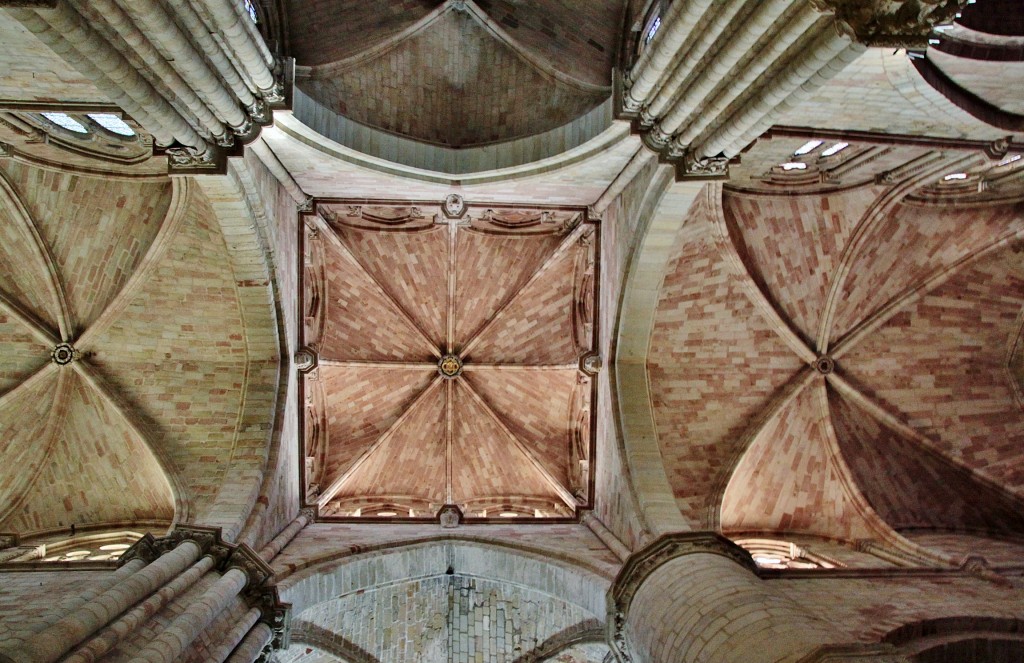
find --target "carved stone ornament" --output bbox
[166,145,221,173]
[0,142,12,158]
[51,343,78,366]
[986,136,1012,160]
[681,152,730,179]
[438,354,464,379]
[0,533,18,550]
[119,525,226,567]
[442,193,467,219]
[810,0,966,48]
[297,196,315,214]
[581,353,603,376]
[212,131,236,148]
[295,347,318,373]
[438,504,463,528]
[607,533,758,663]
[814,356,835,375]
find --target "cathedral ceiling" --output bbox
[648,176,1024,541]
[287,0,617,147]
[301,200,598,521]
[0,161,280,540]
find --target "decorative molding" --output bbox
[442,194,467,219]
[294,347,317,373]
[811,0,965,48]
[438,504,463,528]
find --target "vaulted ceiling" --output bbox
[647,169,1024,544]
[0,161,280,540]
[286,0,620,146]
[302,202,598,520]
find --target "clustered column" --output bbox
[0,525,291,663]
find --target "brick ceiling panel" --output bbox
[841,242,1024,494]
[0,369,58,523]
[461,369,578,485]
[720,383,878,540]
[3,161,172,333]
[334,383,447,505]
[0,182,60,332]
[315,230,438,363]
[305,202,594,519]
[0,316,49,393]
[82,189,263,516]
[722,188,880,344]
[450,380,556,505]
[332,223,449,349]
[298,9,607,147]
[454,229,562,347]
[465,244,585,365]
[0,369,174,534]
[828,385,1024,534]
[648,215,805,527]
[285,0,437,66]
[831,201,1024,346]
[319,366,437,481]
[473,0,621,86]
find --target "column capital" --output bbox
[809,0,964,48]
[608,532,758,661]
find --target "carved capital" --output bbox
[119,533,160,566]
[0,533,18,550]
[810,0,966,48]
[166,145,225,175]
[678,151,731,180]
[297,196,315,214]
[225,544,275,590]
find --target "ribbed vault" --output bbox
[303,202,598,520]
[0,161,280,540]
[648,178,1024,543]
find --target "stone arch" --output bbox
[883,616,1024,659]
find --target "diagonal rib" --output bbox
[0,169,71,341]
[317,375,444,507]
[461,222,588,358]
[460,379,579,511]
[312,212,442,360]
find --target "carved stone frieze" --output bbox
[811,0,966,48]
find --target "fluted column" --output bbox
[133,566,250,663]
[641,0,747,126]
[226,623,273,663]
[16,540,202,663]
[695,26,854,158]
[62,555,217,663]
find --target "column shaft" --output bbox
[62,555,216,663]
[204,0,277,94]
[133,567,248,663]
[225,623,273,663]
[209,607,261,663]
[20,540,202,663]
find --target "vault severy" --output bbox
[300,197,599,521]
